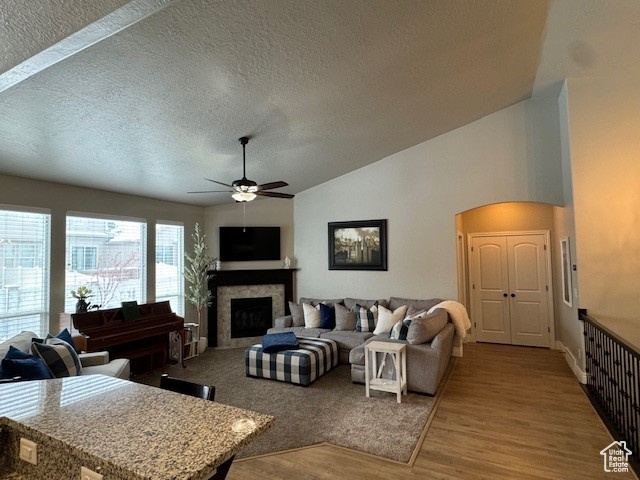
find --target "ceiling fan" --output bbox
[188,137,294,202]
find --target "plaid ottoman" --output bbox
[245,336,338,386]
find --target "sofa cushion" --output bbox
[406,308,449,345]
[320,331,373,352]
[32,337,82,377]
[299,297,344,308]
[388,297,442,312]
[334,304,357,331]
[373,305,407,335]
[354,304,378,333]
[81,358,130,380]
[0,331,37,359]
[318,303,336,329]
[344,298,388,310]
[303,303,322,328]
[289,301,305,327]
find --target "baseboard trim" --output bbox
[452,346,463,357]
[557,340,587,384]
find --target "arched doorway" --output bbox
[455,202,556,347]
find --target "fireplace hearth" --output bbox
[231,297,272,338]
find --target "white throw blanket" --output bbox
[427,300,471,339]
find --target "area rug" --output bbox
[134,347,454,463]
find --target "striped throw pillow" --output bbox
[390,319,412,340]
[354,303,378,333]
[32,337,82,378]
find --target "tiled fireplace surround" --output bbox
[217,284,284,348]
[207,269,296,348]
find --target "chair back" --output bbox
[159,373,215,401]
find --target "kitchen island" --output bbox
[0,375,273,479]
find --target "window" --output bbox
[0,208,50,340]
[155,223,184,316]
[65,215,146,312]
[71,246,97,271]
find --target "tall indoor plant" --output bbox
[184,223,213,326]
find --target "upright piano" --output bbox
[72,301,183,374]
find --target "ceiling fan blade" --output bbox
[258,181,288,191]
[256,191,295,199]
[204,178,233,188]
[187,190,232,194]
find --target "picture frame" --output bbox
[328,219,387,270]
[560,236,572,307]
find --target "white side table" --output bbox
[364,341,407,403]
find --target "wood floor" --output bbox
[228,343,637,480]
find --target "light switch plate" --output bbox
[19,438,37,465]
[80,466,104,480]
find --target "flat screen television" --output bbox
[219,226,281,261]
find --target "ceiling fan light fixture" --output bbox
[231,191,257,202]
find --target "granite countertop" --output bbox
[0,375,273,479]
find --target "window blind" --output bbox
[156,223,184,316]
[0,208,50,340]
[65,215,146,312]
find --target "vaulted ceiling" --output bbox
[0,1,637,205]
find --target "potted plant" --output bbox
[70,285,93,313]
[184,223,213,327]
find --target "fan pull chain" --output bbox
[243,202,246,232]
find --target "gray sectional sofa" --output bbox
[267,296,455,395]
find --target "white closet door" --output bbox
[507,235,550,347]
[472,236,511,344]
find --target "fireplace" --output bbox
[207,269,296,347]
[231,297,272,338]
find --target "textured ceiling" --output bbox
[0,0,550,205]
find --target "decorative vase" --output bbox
[75,299,89,313]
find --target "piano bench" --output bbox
[126,343,168,375]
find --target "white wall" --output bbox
[203,198,294,271]
[552,81,583,373]
[564,78,640,326]
[294,98,564,301]
[0,174,204,332]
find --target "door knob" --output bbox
[511,293,516,297]
[503,293,508,297]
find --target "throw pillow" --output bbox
[1,356,53,380]
[334,303,357,331]
[390,318,412,340]
[4,345,32,360]
[373,305,408,335]
[354,303,378,333]
[289,301,305,327]
[32,337,82,377]
[406,306,428,318]
[55,328,77,350]
[303,303,322,329]
[318,303,335,329]
[406,308,449,345]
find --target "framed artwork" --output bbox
[328,219,387,270]
[560,236,572,307]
